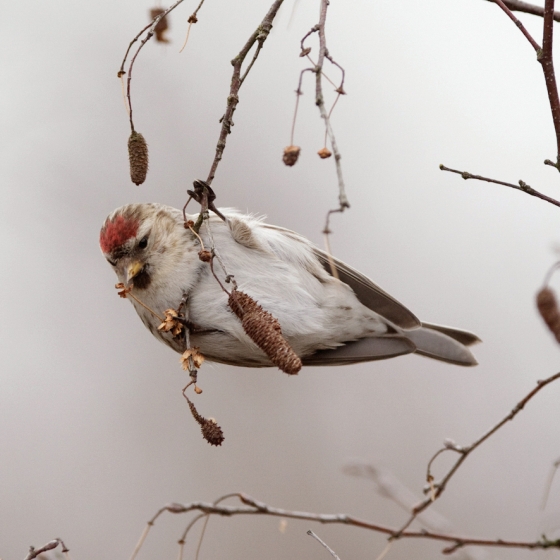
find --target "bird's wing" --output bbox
[301,336,416,366]
[312,249,421,330]
[257,223,420,330]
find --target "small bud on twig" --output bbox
[537,287,560,343]
[283,145,301,167]
[317,147,332,159]
[228,290,302,375]
[128,131,149,185]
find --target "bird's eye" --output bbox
[107,258,117,266]
[138,237,148,249]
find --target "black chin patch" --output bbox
[133,267,152,290]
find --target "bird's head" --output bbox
[100,203,189,291]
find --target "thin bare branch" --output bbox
[118,22,152,78]
[541,456,560,509]
[489,0,560,168]
[290,67,315,145]
[484,0,560,22]
[539,0,560,168]
[131,492,560,554]
[179,0,206,53]
[490,0,541,50]
[206,0,285,186]
[121,0,188,131]
[390,371,560,539]
[440,164,560,208]
[129,522,153,560]
[307,530,341,560]
[24,539,69,560]
[315,0,349,211]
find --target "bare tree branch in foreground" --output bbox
[127,372,560,558]
[23,538,69,560]
[129,492,560,559]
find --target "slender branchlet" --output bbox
[440,164,560,208]
[489,0,560,169]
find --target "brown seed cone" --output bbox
[537,287,560,343]
[128,131,149,185]
[198,249,212,262]
[186,396,224,446]
[283,145,301,167]
[201,419,224,446]
[317,147,332,159]
[228,290,302,375]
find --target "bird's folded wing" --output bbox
[301,336,416,366]
[313,249,421,330]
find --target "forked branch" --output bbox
[484,0,560,23]
[490,0,560,168]
[205,0,285,186]
[130,492,560,558]
[388,371,560,540]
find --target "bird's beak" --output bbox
[125,261,144,287]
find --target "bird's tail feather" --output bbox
[301,324,479,367]
[406,325,479,366]
[420,322,481,347]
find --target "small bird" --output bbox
[100,203,479,368]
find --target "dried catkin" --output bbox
[185,396,224,446]
[128,131,149,185]
[537,287,560,343]
[228,290,302,375]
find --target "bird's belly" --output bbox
[131,276,390,368]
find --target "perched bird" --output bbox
[100,203,479,368]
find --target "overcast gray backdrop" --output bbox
[2,1,560,559]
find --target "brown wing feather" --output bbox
[313,250,421,330]
[259,222,420,329]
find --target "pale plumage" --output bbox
[100,203,480,368]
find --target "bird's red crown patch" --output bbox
[100,215,139,253]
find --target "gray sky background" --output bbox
[2,1,560,559]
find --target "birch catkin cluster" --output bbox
[228,290,302,375]
[128,131,149,185]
